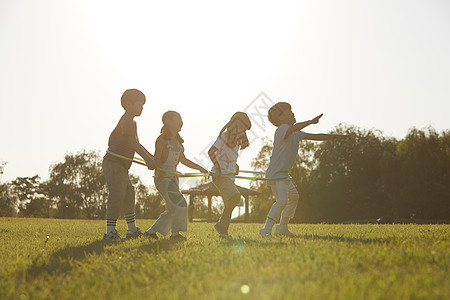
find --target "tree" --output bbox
[46,150,108,219]
[395,127,450,220]
[0,161,17,216]
[308,125,398,222]
[0,183,17,217]
[9,175,52,218]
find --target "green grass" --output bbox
[0,218,448,300]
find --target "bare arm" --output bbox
[285,113,323,139]
[135,143,154,169]
[208,146,221,174]
[304,133,350,141]
[179,152,208,173]
[126,135,154,169]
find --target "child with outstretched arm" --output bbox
[103,89,154,240]
[260,102,350,237]
[144,111,207,241]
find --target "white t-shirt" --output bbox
[266,124,308,181]
[210,133,240,174]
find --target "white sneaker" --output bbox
[259,228,273,238]
[273,226,295,236]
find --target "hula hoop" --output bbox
[106,150,289,181]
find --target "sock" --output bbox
[278,216,290,229]
[106,219,117,234]
[263,217,276,232]
[125,214,137,232]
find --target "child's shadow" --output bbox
[138,239,178,254]
[18,239,113,281]
[19,236,190,281]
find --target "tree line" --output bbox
[1,125,449,223]
[250,125,450,223]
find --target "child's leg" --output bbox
[213,176,241,234]
[263,180,290,232]
[146,179,176,236]
[168,178,188,236]
[123,183,138,232]
[103,160,127,235]
[221,194,240,227]
[277,182,299,230]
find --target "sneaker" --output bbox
[259,228,273,238]
[126,227,143,239]
[170,234,187,242]
[274,226,295,237]
[214,222,229,237]
[103,229,123,240]
[143,231,159,240]
[219,233,232,239]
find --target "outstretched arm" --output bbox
[304,133,350,141]
[179,152,208,173]
[285,113,323,139]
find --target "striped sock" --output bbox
[125,214,137,232]
[106,219,117,234]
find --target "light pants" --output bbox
[103,159,135,220]
[212,175,241,225]
[267,180,299,223]
[148,177,188,236]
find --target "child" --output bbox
[144,111,208,241]
[259,102,349,237]
[208,112,252,238]
[103,89,155,240]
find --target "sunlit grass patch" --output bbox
[0,218,448,300]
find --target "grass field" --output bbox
[0,218,448,300]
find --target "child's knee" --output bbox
[227,194,241,207]
[274,197,289,209]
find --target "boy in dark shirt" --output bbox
[103,89,154,239]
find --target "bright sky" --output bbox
[1,0,449,189]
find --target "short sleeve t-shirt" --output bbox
[104,114,137,169]
[266,124,308,181]
[211,133,240,175]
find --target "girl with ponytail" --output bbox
[208,112,252,238]
[144,111,207,241]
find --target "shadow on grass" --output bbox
[17,239,113,281]
[138,238,185,254]
[18,237,188,281]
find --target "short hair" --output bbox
[268,102,291,126]
[121,89,146,109]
